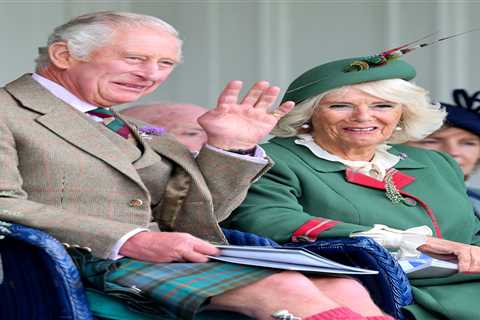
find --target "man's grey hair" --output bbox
[35,11,182,69]
[272,79,446,144]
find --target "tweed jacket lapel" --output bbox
[5,74,147,191]
[116,114,162,171]
[146,135,198,173]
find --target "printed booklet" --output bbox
[209,245,378,275]
[397,254,458,278]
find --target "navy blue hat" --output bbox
[442,89,480,136]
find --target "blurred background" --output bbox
[1,0,480,182]
[1,0,479,107]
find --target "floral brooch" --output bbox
[137,125,166,140]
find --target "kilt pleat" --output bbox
[107,259,276,319]
[69,248,276,319]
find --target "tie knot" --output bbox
[87,108,114,119]
[86,108,132,139]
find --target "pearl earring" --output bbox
[395,120,403,131]
[301,123,310,129]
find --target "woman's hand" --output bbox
[418,236,480,273]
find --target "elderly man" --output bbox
[122,102,208,152]
[0,11,389,320]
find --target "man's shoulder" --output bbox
[0,74,37,108]
[0,75,33,114]
[2,74,34,92]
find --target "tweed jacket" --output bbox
[0,74,270,258]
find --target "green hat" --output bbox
[281,56,416,104]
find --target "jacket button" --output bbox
[129,199,144,208]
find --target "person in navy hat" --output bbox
[408,89,480,216]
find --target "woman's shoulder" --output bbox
[260,136,322,168]
[393,144,457,166]
[261,137,301,154]
[393,144,464,183]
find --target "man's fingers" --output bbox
[182,241,219,263]
[217,80,243,107]
[241,81,270,106]
[253,86,281,111]
[181,250,210,263]
[194,240,220,256]
[270,101,295,120]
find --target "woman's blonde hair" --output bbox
[272,79,446,144]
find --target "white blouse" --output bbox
[294,134,401,180]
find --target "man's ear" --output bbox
[48,42,75,69]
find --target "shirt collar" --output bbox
[294,134,400,180]
[32,73,99,113]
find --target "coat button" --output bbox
[402,197,417,207]
[129,199,144,208]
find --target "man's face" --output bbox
[63,26,180,107]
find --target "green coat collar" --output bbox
[268,137,426,172]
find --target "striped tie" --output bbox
[87,108,132,139]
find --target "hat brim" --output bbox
[282,57,416,104]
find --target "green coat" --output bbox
[225,137,480,320]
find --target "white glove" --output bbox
[351,224,433,258]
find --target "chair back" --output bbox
[0,221,93,320]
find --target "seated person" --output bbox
[407,89,480,216]
[121,102,207,152]
[0,11,391,320]
[226,54,480,319]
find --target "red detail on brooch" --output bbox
[292,219,339,242]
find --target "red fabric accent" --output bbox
[87,110,112,119]
[366,316,395,320]
[117,125,132,139]
[345,169,443,238]
[292,219,339,242]
[398,191,443,238]
[346,168,385,189]
[345,168,415,190]
[87,109,132,139]
[391,169,416,189]
[304,307,365,320]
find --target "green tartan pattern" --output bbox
[69,249,276,319]
[107,259,275,319]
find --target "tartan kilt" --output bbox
[68,248,276,319]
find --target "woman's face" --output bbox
[408,127,480,177]
[311,87,403,156]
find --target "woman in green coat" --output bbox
[226,55,480,320]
